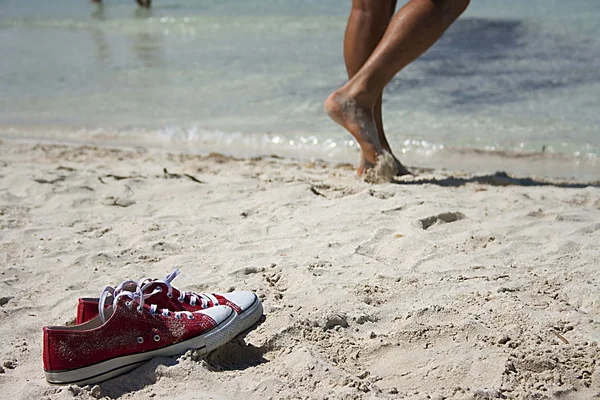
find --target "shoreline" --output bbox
[1,139,599,399]
[1,128,598,183]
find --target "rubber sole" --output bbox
[45,295,263,385]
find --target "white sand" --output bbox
[1,139,599,399]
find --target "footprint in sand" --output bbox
[418,212,465,230]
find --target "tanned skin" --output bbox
[326,0,470,177]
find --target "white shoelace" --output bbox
[140,269,218,309]
[97,269,214,322]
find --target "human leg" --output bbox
[326,0,470,176]
[343,0,397,79]
[343,0,411,175]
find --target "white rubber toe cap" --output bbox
[199,305,233,324]
[220,291,258,312]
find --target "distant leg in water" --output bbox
[92,0,151,8]
[325,0,470,178]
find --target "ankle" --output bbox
[339,82,378,110]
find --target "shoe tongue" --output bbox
[143,281,161,291]
[142,282,182,302]
[156,282,183,298]
[114,295,135,308]
[120,282,139,292]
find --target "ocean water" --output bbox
[1,0,599,180]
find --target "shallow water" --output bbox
[1,0,599,180]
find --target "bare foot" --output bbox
[356,152,374,176]
[390,153,412,176]
[324,91,382,175]
[357,149,412,177]
[325,91,412,178]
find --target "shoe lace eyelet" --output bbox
[188,314,195,320]
[126,301,133,307]
[167,293,173,298]
[137,337,144,344]
[153,334,160,342]
[137,306,143,312]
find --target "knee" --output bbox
[444,0,470,15]
[352,0,397,13]
[456,0,470,14]
[433,0,470,19]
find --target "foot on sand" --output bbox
[388,152,412,177]
[364,150,412,179]
[325,91,410,180]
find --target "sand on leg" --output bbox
[342,0,411,176]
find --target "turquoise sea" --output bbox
[1,0,599,180]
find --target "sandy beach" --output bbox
[1,138,599,399]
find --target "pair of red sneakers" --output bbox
[43,270,263,385]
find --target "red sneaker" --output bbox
[44,285,263,385]
[76,270,257,324]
